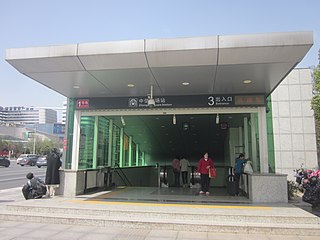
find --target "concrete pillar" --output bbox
[244,117,249,158]
[249,173,288,203]
[258,107,269,173]
[71,111,81,171]
[250,113,258,172]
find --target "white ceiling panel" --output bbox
[78,53,148,70]
[6,56,84,73]
[26,71,112,98]
[89,68,156,96]
[151,66,216,95]
[146,49,218,68]
[146,36,218,51]
[219,45,313,65]
[78,40,145,55]
[219,31,313,48]
[214,62,296,94]
[5,32,313,99]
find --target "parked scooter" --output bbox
[302,176,320,208]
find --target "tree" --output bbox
[311,65,320,166]
[311,65,320,119]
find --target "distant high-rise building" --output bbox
[0,106,57,125]
[61,101,67,124]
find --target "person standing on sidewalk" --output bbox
[234,153,246,196]
[180,156,190,188]
[197,152,214,195]
[45,148,61,197]
[172,157,181,187]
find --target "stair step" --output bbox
[6,203,319,225]
[0,210,319,236]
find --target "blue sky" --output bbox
[0,0,319,107]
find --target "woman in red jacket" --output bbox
[197,152,214,195]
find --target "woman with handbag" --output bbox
[197,152,215,195]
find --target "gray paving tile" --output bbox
[177,231,208,239]
[147,229,178,238]
[17,222,47,229]
[268,235,300,240]
[0,227,32,236]
[0,220,22,228]
[24,229,60,238]
[48,230,87,240]
[94,226,123,234]
[79,233,117,240]
[0,235,18,240]
[67,225,98,233]
[113,232,149,240]
[299,236,320,240]
[207,232,246,240]
[145,237,177,240]
[40,223,72,231]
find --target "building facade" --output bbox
[0,107,57,125]
[271,68,318,179]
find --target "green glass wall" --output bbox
[97,117,109,167]
[79,116,95,169]
[111,125,121,167]
[65,98,75,169]
[266,96,275,173]
[131,142,137,166]
[123,133,129,166]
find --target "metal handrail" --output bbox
[113,163,132,186]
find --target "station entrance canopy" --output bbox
[5,31,313,99]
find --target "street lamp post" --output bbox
[33,128,36,154]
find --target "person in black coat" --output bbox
[45,148,61,197]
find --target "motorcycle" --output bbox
[302,176,320,208]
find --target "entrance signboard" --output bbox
[75,94,265,110]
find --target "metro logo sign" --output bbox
[76,99,90,109]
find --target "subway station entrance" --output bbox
[66,107,264,204]
[6,31,313,203]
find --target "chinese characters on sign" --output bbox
[234,95,265,105]
[75,94,265,109]
[129,97,173,108]
[76,99,90,109]
[207,96,233,106]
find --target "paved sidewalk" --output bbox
[0,188,319,240]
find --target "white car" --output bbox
[16,154,38,165]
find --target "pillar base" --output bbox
[249,173,288,203]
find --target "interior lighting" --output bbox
[173,114,176,125]
[182,82,190,86]
[216,114,220,124]
[73,85,80,89]
[127,83,135,88]
[121,116,125,126]
[183,122,189,131]
[243,79,252,84]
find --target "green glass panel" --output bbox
[266,96,275,173]
[65,98,75,169]
[132,142,137,166]
[123,134,129,166]
[97,116,109,167]
[79,116,95,169]
[112,125,120,167]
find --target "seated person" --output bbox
[22,172,47,200]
